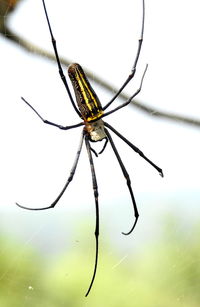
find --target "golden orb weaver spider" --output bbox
[16,0,163,297]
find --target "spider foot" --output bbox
[90,147,98,157]
[122,217,138,236]
[15,202,51,211]
[159,169,164,177]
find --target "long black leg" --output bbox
[102,64,148,119]
[105,128,138,235]
[104,121,163,177]
[103,0,145,110]
[84,134,100,297]
[41,0,82,118]
[21,97,84,130]
[16,130,84,210]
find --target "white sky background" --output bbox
[0,0,200,256]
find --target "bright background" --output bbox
[0,0,200,305]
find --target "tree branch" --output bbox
[1,8,200,128]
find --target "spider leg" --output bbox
[90,138,109,157]
[90,146,98,158]
[21,97,84,130]
[105,128,138,235]
[16,130,84,210]
[103,0,145,110]
[98,138,108,155]
[41,0,81,118]
[104,121,163,177]
[102,64,148,119]
[85,134,100,297]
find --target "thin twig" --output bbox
[1,26,200,128]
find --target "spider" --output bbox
[16,0,163,297]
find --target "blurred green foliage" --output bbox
[0,217,200,307]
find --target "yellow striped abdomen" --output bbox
[68,63,104,121]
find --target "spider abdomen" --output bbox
[68,63,104,121]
